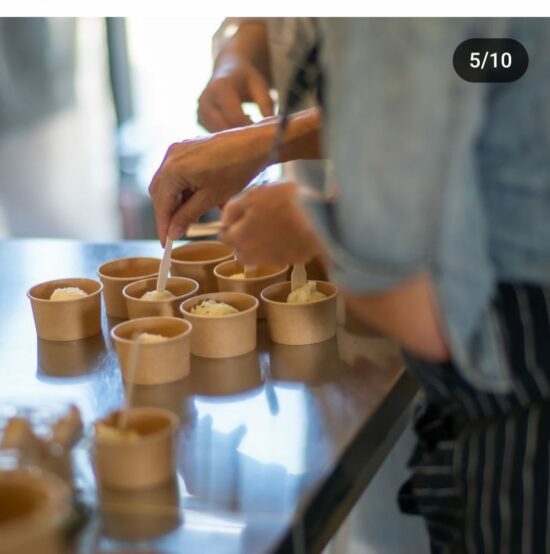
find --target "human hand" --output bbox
[198,55,274,132]
[149,130,266,245]
[219,182,325,266]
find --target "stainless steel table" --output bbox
[0,239,417,554]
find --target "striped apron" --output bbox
[399,283,550,553]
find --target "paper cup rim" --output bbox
[180,292,259,319]
[0,467,71,533]
[261,280,338,306]
[97,256,161,281]
[170,241,235,266]
[122,277,199,303]
[27,277,103,304]
[213,260,289,282]
[94,407,179,447]
[110,316,192,346]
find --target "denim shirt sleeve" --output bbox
[310,18,512,392]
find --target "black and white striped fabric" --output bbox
[400,283,550,553]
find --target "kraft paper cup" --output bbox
[214,261,288,319]
[97,257,161,319]
[191,350,262,396]
[99,478,181,541]
[261,281,338,345]
[28,278,102,342]
[93,407,179,491]
[180,292,258,358]
[111,317,192,385]
[170,241,234,293]
[123,277,199,320]
[0,467,71,554]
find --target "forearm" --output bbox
[218,106,323,166]
[214,19,271,84]
[342,273,450,362]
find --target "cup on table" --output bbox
[261,281,338,345]
[93,407,179,490]
[111,316,192,385]
[170,241,234,293]
[123,276,199,319]
[0,467,71,554]
[214,260,288,319]
[97,257,160,319]
[27,277,102,341]
[180,292,258,358]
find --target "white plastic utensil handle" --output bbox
[185,221,224,238]
[156,238,173,293]
[290,263,307,292]
[244,265,257,278]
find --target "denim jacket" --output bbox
[305,18,550,393]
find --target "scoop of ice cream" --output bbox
[50,287,88,301]
[191,299,239,316]
[137,332,168,344]
[287,281,327,304]
[140,289,175,301]
[229,272,246,280]
[95,423,140,442]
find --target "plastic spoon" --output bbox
[290,263,307,291]
[156,238,173,293]
[244,265,257,278]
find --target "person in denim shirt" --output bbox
[151,18,550,553]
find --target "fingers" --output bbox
[213,85,254,128]
[198,83,252,132]
[221,196,248,228]
[247,72,274,117]
[167,189,212,240]
[152,174,185,246]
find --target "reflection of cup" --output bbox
[270,338,340,385]
[261,281,338,345]
[191,350,263,396]
[27,278,102,341]
[132,376,194,422]
[170,241,234,293]
[214,260,288,319]
[180,292,258,358]
[99,478,181,541]
[93,407,178,490]
[0,468,71,554]
[123,277,199,320]
[37,333,106,377]
[111,317,192,385]
[97,257,161,318]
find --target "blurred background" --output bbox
[0,17,223,241]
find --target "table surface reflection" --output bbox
[0,239,416,554]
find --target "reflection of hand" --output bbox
[149,131,266,245]
[198,55,274,132]
[219,182,325,266]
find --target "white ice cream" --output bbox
[137,332,168,344]
[140,289,175,301]
[95,423,140,442]
[287,281,327,304]
[50,287,88,301]
[191,299,239,316]
[229,272,246,280]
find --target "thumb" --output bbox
[167,189,212,240]
[221,197,248,228]
[247,71,274,118]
